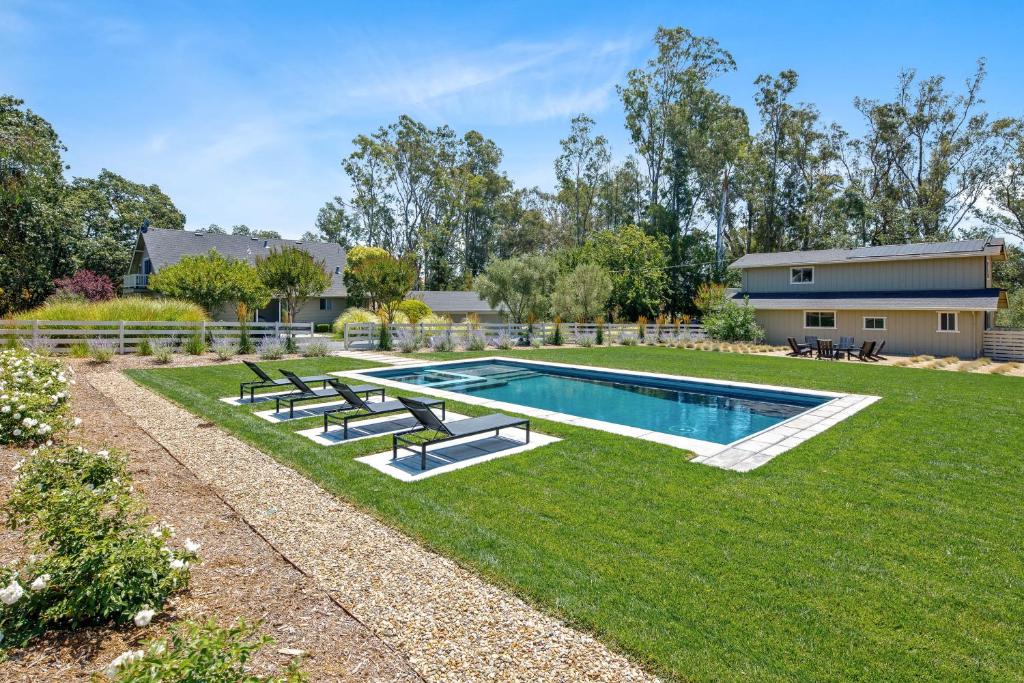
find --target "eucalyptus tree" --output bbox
[981,117,1024,241]
[554,114,611,245]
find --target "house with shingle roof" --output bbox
[124,227,504,324]
[728,237,1008,358]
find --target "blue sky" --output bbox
[3,0,1023,238]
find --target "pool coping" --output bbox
[336,356,880,472]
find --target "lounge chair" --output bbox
[816,338,836,360]
[239,360,335,401]
[848,340,876,362]
[275,370,384,418]
[323,381,446,438]
[869,340,887,361]
[786,337,812,357]
[837,336,856,352]
[804,335,819,348]
[393,396,530,471]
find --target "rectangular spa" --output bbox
[359,359,831,446]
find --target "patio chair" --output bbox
[869,340,887,361]
[238,360,335,401]
[838,336,855,351]
[849,340,876,362]
[393,396,530,471]
[323,380,446,438]
[275,370,384,418]
[804,335,819,348]
[816,338,836,360]
[786,337,812,357]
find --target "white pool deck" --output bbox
[337,356,880,473]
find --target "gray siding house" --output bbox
[728,238,1008,358]
[124,227,347,324]
[407,290,506,323]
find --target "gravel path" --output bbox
[97,370,656,683]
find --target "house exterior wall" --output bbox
[742,257,987,293]
[210,297,345,324]
[439,311,505,324]
[756,308,986,358]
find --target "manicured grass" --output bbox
[127,349,1024,682]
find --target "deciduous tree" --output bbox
[256,247,330,323]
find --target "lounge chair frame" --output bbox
[323,381,446,438]
[238,360,335,401]
[787,337,812,357]
[392,396,530,470]
[275,370,383,418]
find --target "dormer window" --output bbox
[790,267,814,284]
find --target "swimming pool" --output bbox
[359,358,831,446]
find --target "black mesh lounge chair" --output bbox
[869,340,887,361]
[849,340,876,362]
[786,337,812,357]
[323,380,446,438]
[239,360,335,401]
[393,396,530,471]
[275,370,384,418]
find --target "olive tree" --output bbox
[550,263,613,322]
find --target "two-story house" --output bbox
[728,238,1008,359]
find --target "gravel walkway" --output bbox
[96,370,656,683]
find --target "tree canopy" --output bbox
[256,247,330,323]
[149,250,270,317]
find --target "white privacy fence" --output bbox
[984,329,1024,361]
[342,321,706,349]
[0,320,314,354]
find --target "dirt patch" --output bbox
[0,361,420,682]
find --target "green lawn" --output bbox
[126,349,1024,682]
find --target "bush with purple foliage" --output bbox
[52,270,115,302]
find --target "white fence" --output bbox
[342,321,706,349]
[984,329,1024,361]
[0,320,314,354]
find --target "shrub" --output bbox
[68,342,90,358]
[210,337,237,361]
[300,340,331,357]
[331,307,377,335]
[429,332,454,352]
[618,333,638,346]
[397,299,432,324]
[151,338,175,364]
[183,336,207,356]
[257,337,285,360]
[548,318,564,346]
[16,297,208,323]
[394,328,420,354]
[313,323,332,334]
[575,333,596,348]
[490,331,514,350]
[0,349,74,446]
[1,445,198,650]
[529,336,543,349]
[464,330,487,351]
[594,316,604,345]
[702,298,764,342]
[109,619,306,682]
[88,338,116,363]
[136,338,154,356]
[52,270,116,302]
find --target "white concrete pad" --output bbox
[219,389,294,406]
[356,428,561,482]
[296,411,470,446]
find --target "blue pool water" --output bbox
[363,360,828,445]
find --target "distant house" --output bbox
[407,290,506,323]
[125,227,347,323]
[124,227,506,324]
[728,238,1008,358]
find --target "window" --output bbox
[319,298,332,312]
[790,267,814,284]
[804,311,836,329]
[937,312,958,333]
[863,317,886,331]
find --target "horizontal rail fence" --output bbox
[0,320,313,354]
[343,321,706,349]
[984,329,1024,361]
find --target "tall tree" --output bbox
[64,169,185,281]
[981,117,1024,241]
[473,254,558,323]
[0,96,72,314]
[349,252,417,349]
[582,225,669,320]
[554,114,610,245]
[256,247,330,323]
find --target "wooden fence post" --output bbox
[118,321,125,354]
[32,320,39,348]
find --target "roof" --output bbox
[408,290,504,314]
[138,228,347,297]
[730,289,1006,311]
[729,238,1006,269]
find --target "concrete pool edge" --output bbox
[336,356,881,472]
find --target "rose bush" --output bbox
[0,348,74,446]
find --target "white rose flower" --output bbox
[184,538,201,554]
[104,650,144,677]
[133,608,156,627]
[97,450,110,458]
[30,574,50,591]
[169,558,186,570]
[74,417,82,426]
[12,429,21,436]
[0,580,25,605]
